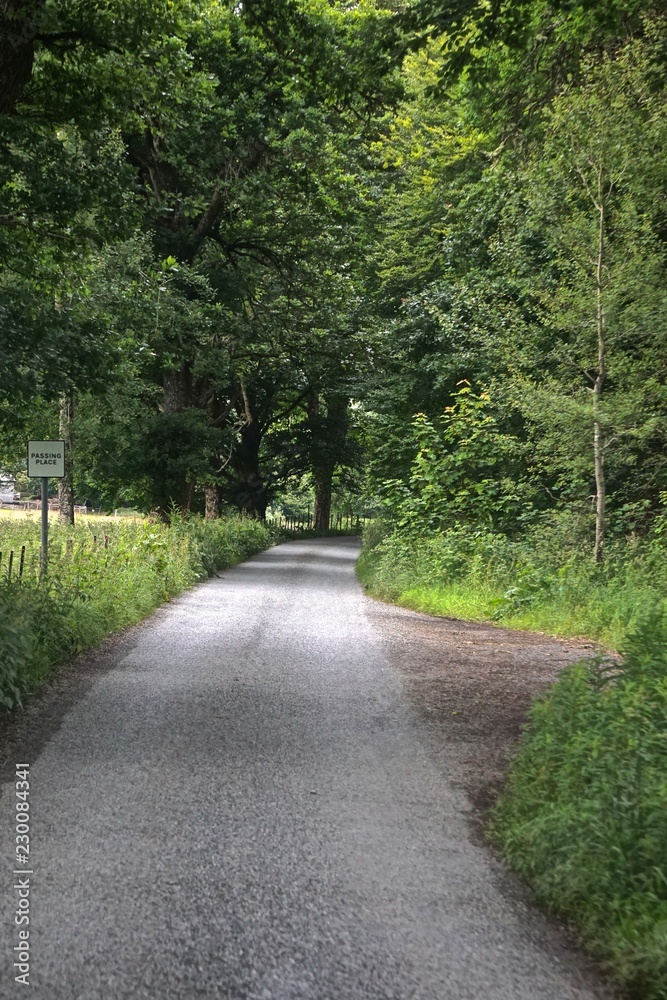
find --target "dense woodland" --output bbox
[1,0,398,525]
[1,0,665,551]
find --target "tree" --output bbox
[510,34,667,557]
[1,1,401,519]
[377,383,530,534]
[109,0,400,518]
[360,16,667,549]
[0,0,189,425]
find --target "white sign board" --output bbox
[27,441,65,478]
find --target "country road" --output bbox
[0,538,614,1000]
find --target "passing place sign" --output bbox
[27,441,65,478]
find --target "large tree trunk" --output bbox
[235,420,266,519]
[162,365,192,416]
[232,383,266,519]
[311,396,348,532]
[58,393,75,525]
[204,484,220,520]
[313,478,332,532]
[201,382,238,521]
[593,178,606,564]
[0,0,44,114]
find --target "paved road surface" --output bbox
[0,539,613,999]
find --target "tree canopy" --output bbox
[1,0,666,547]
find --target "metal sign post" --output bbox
[27,441,65,576]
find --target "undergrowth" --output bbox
[357,519,667,648]
[491,615,667,999]
[0,514,273,709]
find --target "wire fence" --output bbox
[1,500,89,513]
[0,545,28,581]
[0,534,111,584]
[265,513,373,533]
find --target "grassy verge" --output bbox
[357,521,667,648]
[359,520,667,998]
[490,616,667,999]
[0,514,273,709]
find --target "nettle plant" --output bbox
[380,383,531,535]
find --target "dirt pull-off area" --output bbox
[365,598,604,822]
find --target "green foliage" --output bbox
[360,499,667,993]
[359,513,667,992]
[491,613,667,998]
[0,514,272,709]
[1,0,400,515]
[378,384,535,534]
[358,513,667,647]
[0,586,43,710]
[362,17,667,549]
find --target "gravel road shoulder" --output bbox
[364,599,604,821]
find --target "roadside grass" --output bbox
[356,522,667,649]
[359,520,667,999]
[0,514,273,709]
[384,582,499,623]
[490,614,667,1000]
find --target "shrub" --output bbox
[358,517,667,994]
[358,515,667,647]
[491,613,667,999]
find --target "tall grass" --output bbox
[357,520,667,648]
[0,514,273,708]
[491,615,667,999]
